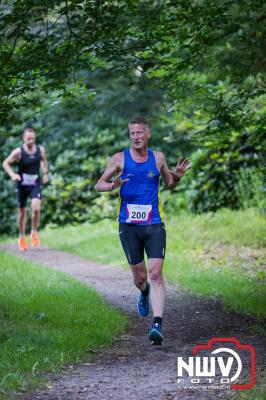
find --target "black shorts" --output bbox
[119,223,166,265]
[16,184,42,208]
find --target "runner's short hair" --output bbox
[22,126,36,137]
[23,127,36,136]
[128,117,150,130]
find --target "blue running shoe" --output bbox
[137,282,150,317]
[149,322,164,345]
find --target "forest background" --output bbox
[0,0,265,233]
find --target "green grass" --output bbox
[40,208,266,318]
[0,251,127,397]
[232,378,266,400]
[42,219,126,267]
[164,208,266,317]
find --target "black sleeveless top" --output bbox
[18,145,41,186]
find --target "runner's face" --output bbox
[129,123,150,150]
[23,131,36,148]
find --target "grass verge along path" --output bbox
[0,251,127,397]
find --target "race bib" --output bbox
[126,204,152,223]
[21,173,38,186]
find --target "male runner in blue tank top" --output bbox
[2,128,49,251]
[95,117,190,345]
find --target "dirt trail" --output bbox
[1,243,265,400]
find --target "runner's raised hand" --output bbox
[170,157,191,181]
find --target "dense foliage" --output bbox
[0,1,265,234]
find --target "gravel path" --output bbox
[1,243,265,400]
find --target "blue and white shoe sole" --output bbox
[149,329,164,345]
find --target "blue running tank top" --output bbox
[118,148,164,225]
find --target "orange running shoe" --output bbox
[30,232,41,247]
[18,236,28,251]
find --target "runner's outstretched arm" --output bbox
[95,152,129,192]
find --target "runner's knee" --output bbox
[18,208,27,217]
[32,202,41,212]
[149,269,163,284]
[133,271,147,286]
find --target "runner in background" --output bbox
[2,128,49,251]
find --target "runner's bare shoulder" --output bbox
[7,147,21,163]
[39,145,46,157]
[111,151,124,171]
[153,151,166,170]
